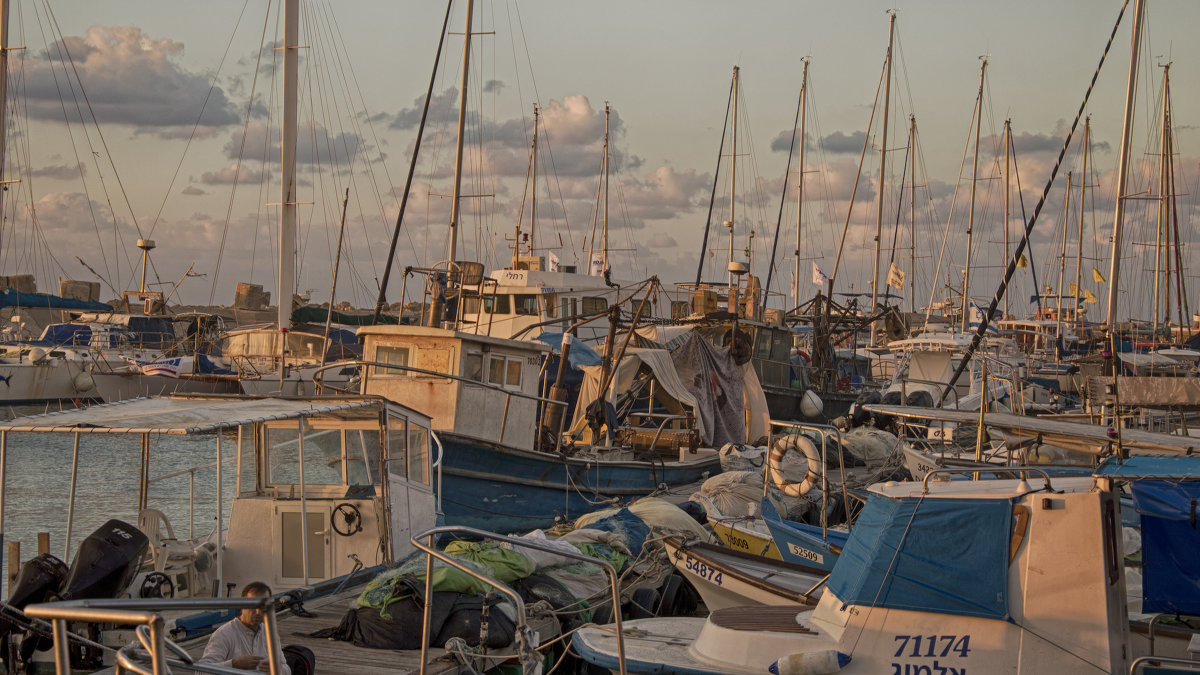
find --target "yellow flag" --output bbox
[1092,267,1106,284]
[1016,254,1028,268]
[1068,282,1079,297]
[1084,288,1097,304]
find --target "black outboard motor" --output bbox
[8,553,68,610]
[58,519,149,601]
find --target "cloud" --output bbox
[24,26,239,134]
[181,186,205,196]
[819,131,868,154]
[220,120,363,166]
[31,163,85,180]
[198,163,266,185]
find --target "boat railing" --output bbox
[23,596,284,675]
[920,466,1054,494]
[412,525,626,675]
[1131,655,1200,673]
[311,360,570,449]
[146,456,238,540]
[769,421,851,534]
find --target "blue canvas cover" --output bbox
[1130,480,1200,613]
[827,494,1012,620]
[0,289,111,311]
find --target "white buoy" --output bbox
[27,347,46,363]
[800,390,824,418]
[72,372,95,393]
[769,650,850,674]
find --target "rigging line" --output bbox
[886,141,910,271]
[694,74,733,286]
[33,1,113,285]
[146,0,252,241]
[1010,133,1042,317]
[42,3,143,245]
[940,0,1132,405]
[209,0,273,304]
[761,72,803,313]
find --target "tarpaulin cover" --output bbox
[534,332,602,368]
[290,305,400,325]
[671,332,744,447]
[1128,479,1200,613]
[827,494,1012,620]
[38,323,92,346]
[0,288,111,311]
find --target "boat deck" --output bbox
[179,588,463,675]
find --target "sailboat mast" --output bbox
[1104,0,1146,333]
[908,116,916,315]
[1075,117,1089,319]
[1152,64,1169,336]
[961,58,987,333]
[446,0,474,266]
[277,0,299,331]
[869,11,896,315]
[531,104,538,258]
[603,102,610,272]
[1003,118,1011,319]
[1057,172,1072,342]
[0,0,9,247]
[727,66,739,310]
[794,59,809,309]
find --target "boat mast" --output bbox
[1075,117,1089,321]
[1003,118,1011,319]
[727,66,740,312]
[531,104,538,260]
[908,116,916,315]
[0,0,8,255]
[793,59,809,309]
[278,0,299,331]
[603,102,610,273]
[1152,63,1169,337]
[1057,172,1072,344]
[961,57,987,333]
[869,11,896,316]
[1104,0,1146,334]
[446,0,474,266]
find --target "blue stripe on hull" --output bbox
[437,434,719,533]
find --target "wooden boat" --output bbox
[662,535,823,611]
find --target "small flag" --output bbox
[967,301,998,334]
[1083,288,1098,304]
[1016,254,1028,268]
[812,261,829,286]
[588,252,610,277]
[1068,282,1079,297]
[1092,267,1106,284]
[548,251,561,272]
[886,262,905,290]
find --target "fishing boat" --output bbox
[662,535,824,611]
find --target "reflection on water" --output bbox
[1,404,244,594]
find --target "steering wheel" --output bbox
[331,502,363,537]
[139,572,175,599]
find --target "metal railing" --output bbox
[769,420,852,535]
[920,466,1054,494]
[1131,655,1200,673]
[412,525,626,675]
[23,596,283,675]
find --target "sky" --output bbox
[2,0,1199,324]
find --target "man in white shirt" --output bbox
[198,582,291,674]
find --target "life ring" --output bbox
[794,349,811,363]
[768,434,823,497]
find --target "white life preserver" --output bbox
[768,434,824,497]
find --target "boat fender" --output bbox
[769,435,822,497]
[27,347,47,364]
[800,389,824,418]
[72,371,95,393]
[769,650,851,675]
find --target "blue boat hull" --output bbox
[437,432,721,533]
[760,497,849,572]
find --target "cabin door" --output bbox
[274,503,332,585]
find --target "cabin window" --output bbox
[344,429,382,485]
[462,296,481,314]
[482,294,511,315]
[266,423,345,487]
[408,426,431,485]
[560,298,570,331]
[582,297,607,314]
[506,359,523,386]
[487,355,524,389]
[374,345,410,376]
[671,301,689,319]
[463,352,484,381]
[546,293,558,318]
[515,294,539,315]
[488,356,506,385]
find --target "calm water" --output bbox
[1,404,243,592]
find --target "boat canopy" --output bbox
[0,288,111,311]
[0,395,391,434]
[827,493,1012,620]
[1096,455,1200,614]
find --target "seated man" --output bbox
[199,582,292,674]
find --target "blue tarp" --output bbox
[0,288,111,311]
[1095,456,1200,480]
[533,332,602,368]
[827,494,1012,620]
[1130,480,1200,614]
[39,323,92,346]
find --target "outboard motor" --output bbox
[848,390,882,428]
[904,389,934,408]
[8,553,68,610]
[58,519,149,601]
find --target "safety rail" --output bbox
[769,420,851,535]
[23,596,283,675]
[920,466,1054,494]
[411,525,626,675]
[1131,655,1200,673]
